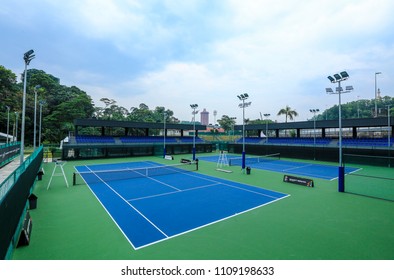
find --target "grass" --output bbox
[11,153,394,260]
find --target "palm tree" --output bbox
[277,105,298,122]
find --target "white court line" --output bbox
[283,163,313,172]
[134,194,290,250]
[128,183,221,202]
[84,166,169,239]
[139,173,182,191]
[177,170,286,200]
[77,162,290,250]
[142,161,286,199]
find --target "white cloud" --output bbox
[2,0,393,123]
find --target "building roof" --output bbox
[234,117,394,131]
[73,118,206,131]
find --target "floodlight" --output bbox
[238,93,249,100]
[345,86,353,91]
[340,71,349,79]
[23,49,35,65]
[326,88,334,93]
[336,87,343,92]
[327,76,335,83]
[333,74,341,80]
[24,49,34,56]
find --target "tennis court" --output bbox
[74,160,289,249]
[199,153,360,180]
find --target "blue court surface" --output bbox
[199,154,360,180]
[75,161,289,249]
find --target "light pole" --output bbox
[14,112,18,142]
[326,71,353,192]
[6,106,10,145]
[20,49,35,164]
[374,72,381,117]
[387,105,391,164]
[263,113,270,143]
[309,109,319,160]
[39,100,46,147]
[163,111,167,158]
[190,104,198,160]
[237,93,251,172]
[230,117,237,142]
[33,85,41,150]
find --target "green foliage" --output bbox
[217,115,236,132]
[0,66,94,144]
[316,96,394,120]
[277,105,298,122]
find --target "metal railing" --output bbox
[0,146,43,204]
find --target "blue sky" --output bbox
[1,0,393,123]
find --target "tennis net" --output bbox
[73,161,198,185]
[228,153,280,166]
[343,154,394,201]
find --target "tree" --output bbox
[95,98,129,121]
[318,96,394,120]
[128,103,154,122]
[14,68,95,144]
[277,105,298,122]
[0,66,19,135]
[217,115,236,132]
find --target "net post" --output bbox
[338,166,345,192]
[241,151,246,172]
[195,158,199,171]
[72,172,76,186]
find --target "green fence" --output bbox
[0,142,20,168]
[0,146,43,259]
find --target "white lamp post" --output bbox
[39,100,46,147]
[190,104,198,160]
[33,85,41,150]
[14,112,19,142]
[230,117,237,142]
[263,113,270,143]
[309,109,319,160]
[20,49,35,164]
[237,93,251,172]
[6,106,10,145]
[326,71,353,192]
[163,111,167,158]
[387,105,391,165]
[374,72,381,117]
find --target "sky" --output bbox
[1,0,393,124]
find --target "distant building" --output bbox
[200,108,209,126]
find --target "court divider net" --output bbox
[228,153,280,166]
[343,154,394,201]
